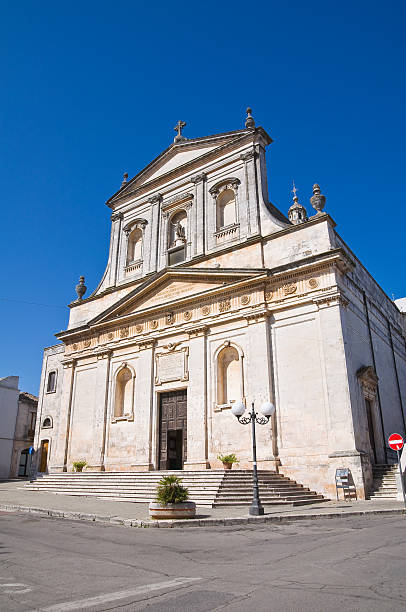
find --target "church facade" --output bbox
[34,111,406,499]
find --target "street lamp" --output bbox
[231,400,275,516]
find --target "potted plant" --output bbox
[149,475,196,520]
[72,460,87,473]
[218,453,239,470]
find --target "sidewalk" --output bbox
[0,480,404,528]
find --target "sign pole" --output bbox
[396,449,406,508]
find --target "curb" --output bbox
[0,503,405,528]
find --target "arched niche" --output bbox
[216,189,237,229]
[168,210,187,265]
[127,227,143,264]
[214,341,244,410]
[112,363,135,421]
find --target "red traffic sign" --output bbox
[388,433,404,451]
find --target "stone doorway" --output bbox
[159,390,187,470]
[365,398,378,463]
[39,440,49,473]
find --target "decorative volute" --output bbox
[288,182,308,225]
[310,183,326,214]
[75,276,87,301]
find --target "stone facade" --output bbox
[34,115,406,499]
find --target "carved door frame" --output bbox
[158,389,187,470]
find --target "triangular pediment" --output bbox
[107,129,258,205]
[89,267,263,327]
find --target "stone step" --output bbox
[27,469,325,508]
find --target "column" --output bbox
[51,358,76,472]
[240,150,259,236]
[184,327,210,469]
[190,172,206,257]
[132,340,155,470]
[89,349,111,471]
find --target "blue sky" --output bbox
[1,1,405,394]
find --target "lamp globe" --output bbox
[260,401,275,417]
[231,402,246,417]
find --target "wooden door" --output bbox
[39,440,49,473]
[159,390,187,470]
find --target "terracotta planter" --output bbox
[222,462,233,470]
[149,501,196,520]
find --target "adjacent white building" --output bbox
[0,376,37,478]
[33,111,406,499]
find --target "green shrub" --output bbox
[156,475,189,505]
[217,454,239,464]
[72,460,87,472]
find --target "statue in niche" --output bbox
[175,221,186,241]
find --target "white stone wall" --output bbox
[0,376,19,478]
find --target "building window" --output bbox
[168,210,187,265]
[216,189,237,229]
[46,371,57,393]
[113,365,135,420]
[28,412,36,437]
[216,344,242,407]
[42,416,52,429]
[127,227,143,264]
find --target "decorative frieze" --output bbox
[219,299,231,313]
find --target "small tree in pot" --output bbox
[149,475,196,520]
[218,454,239,470]
[72,460,87,473]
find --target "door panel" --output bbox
[159,390,187,470]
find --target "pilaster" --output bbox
[184,326,210,469]
[191,173,206,257]
[88,350,112,470]
[51,358,76,472]
[108,212,123,286]
[132,340,156,470]
[240,150,259,236]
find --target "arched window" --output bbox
[114,366,134,419]
[217,189,236,229]
[47,371,57,393]
[216,345,242,406]
[42,417,52,429]
[168,210,187,265]
[127,227,143,264]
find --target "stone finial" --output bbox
[174,120,186,143]
[245,107,255,129]
[121,172,128,188]
[75,276,87,301]
[288,182,308,225]
[310,183,326,214]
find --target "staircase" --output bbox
[26,470,325,508]
[368,464,398,499]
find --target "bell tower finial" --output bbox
[245,107,255,129]
[288,181,308,225]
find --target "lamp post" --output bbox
[231,400,275,516]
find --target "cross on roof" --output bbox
[292,181,298,200]
[174,120,186,142]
